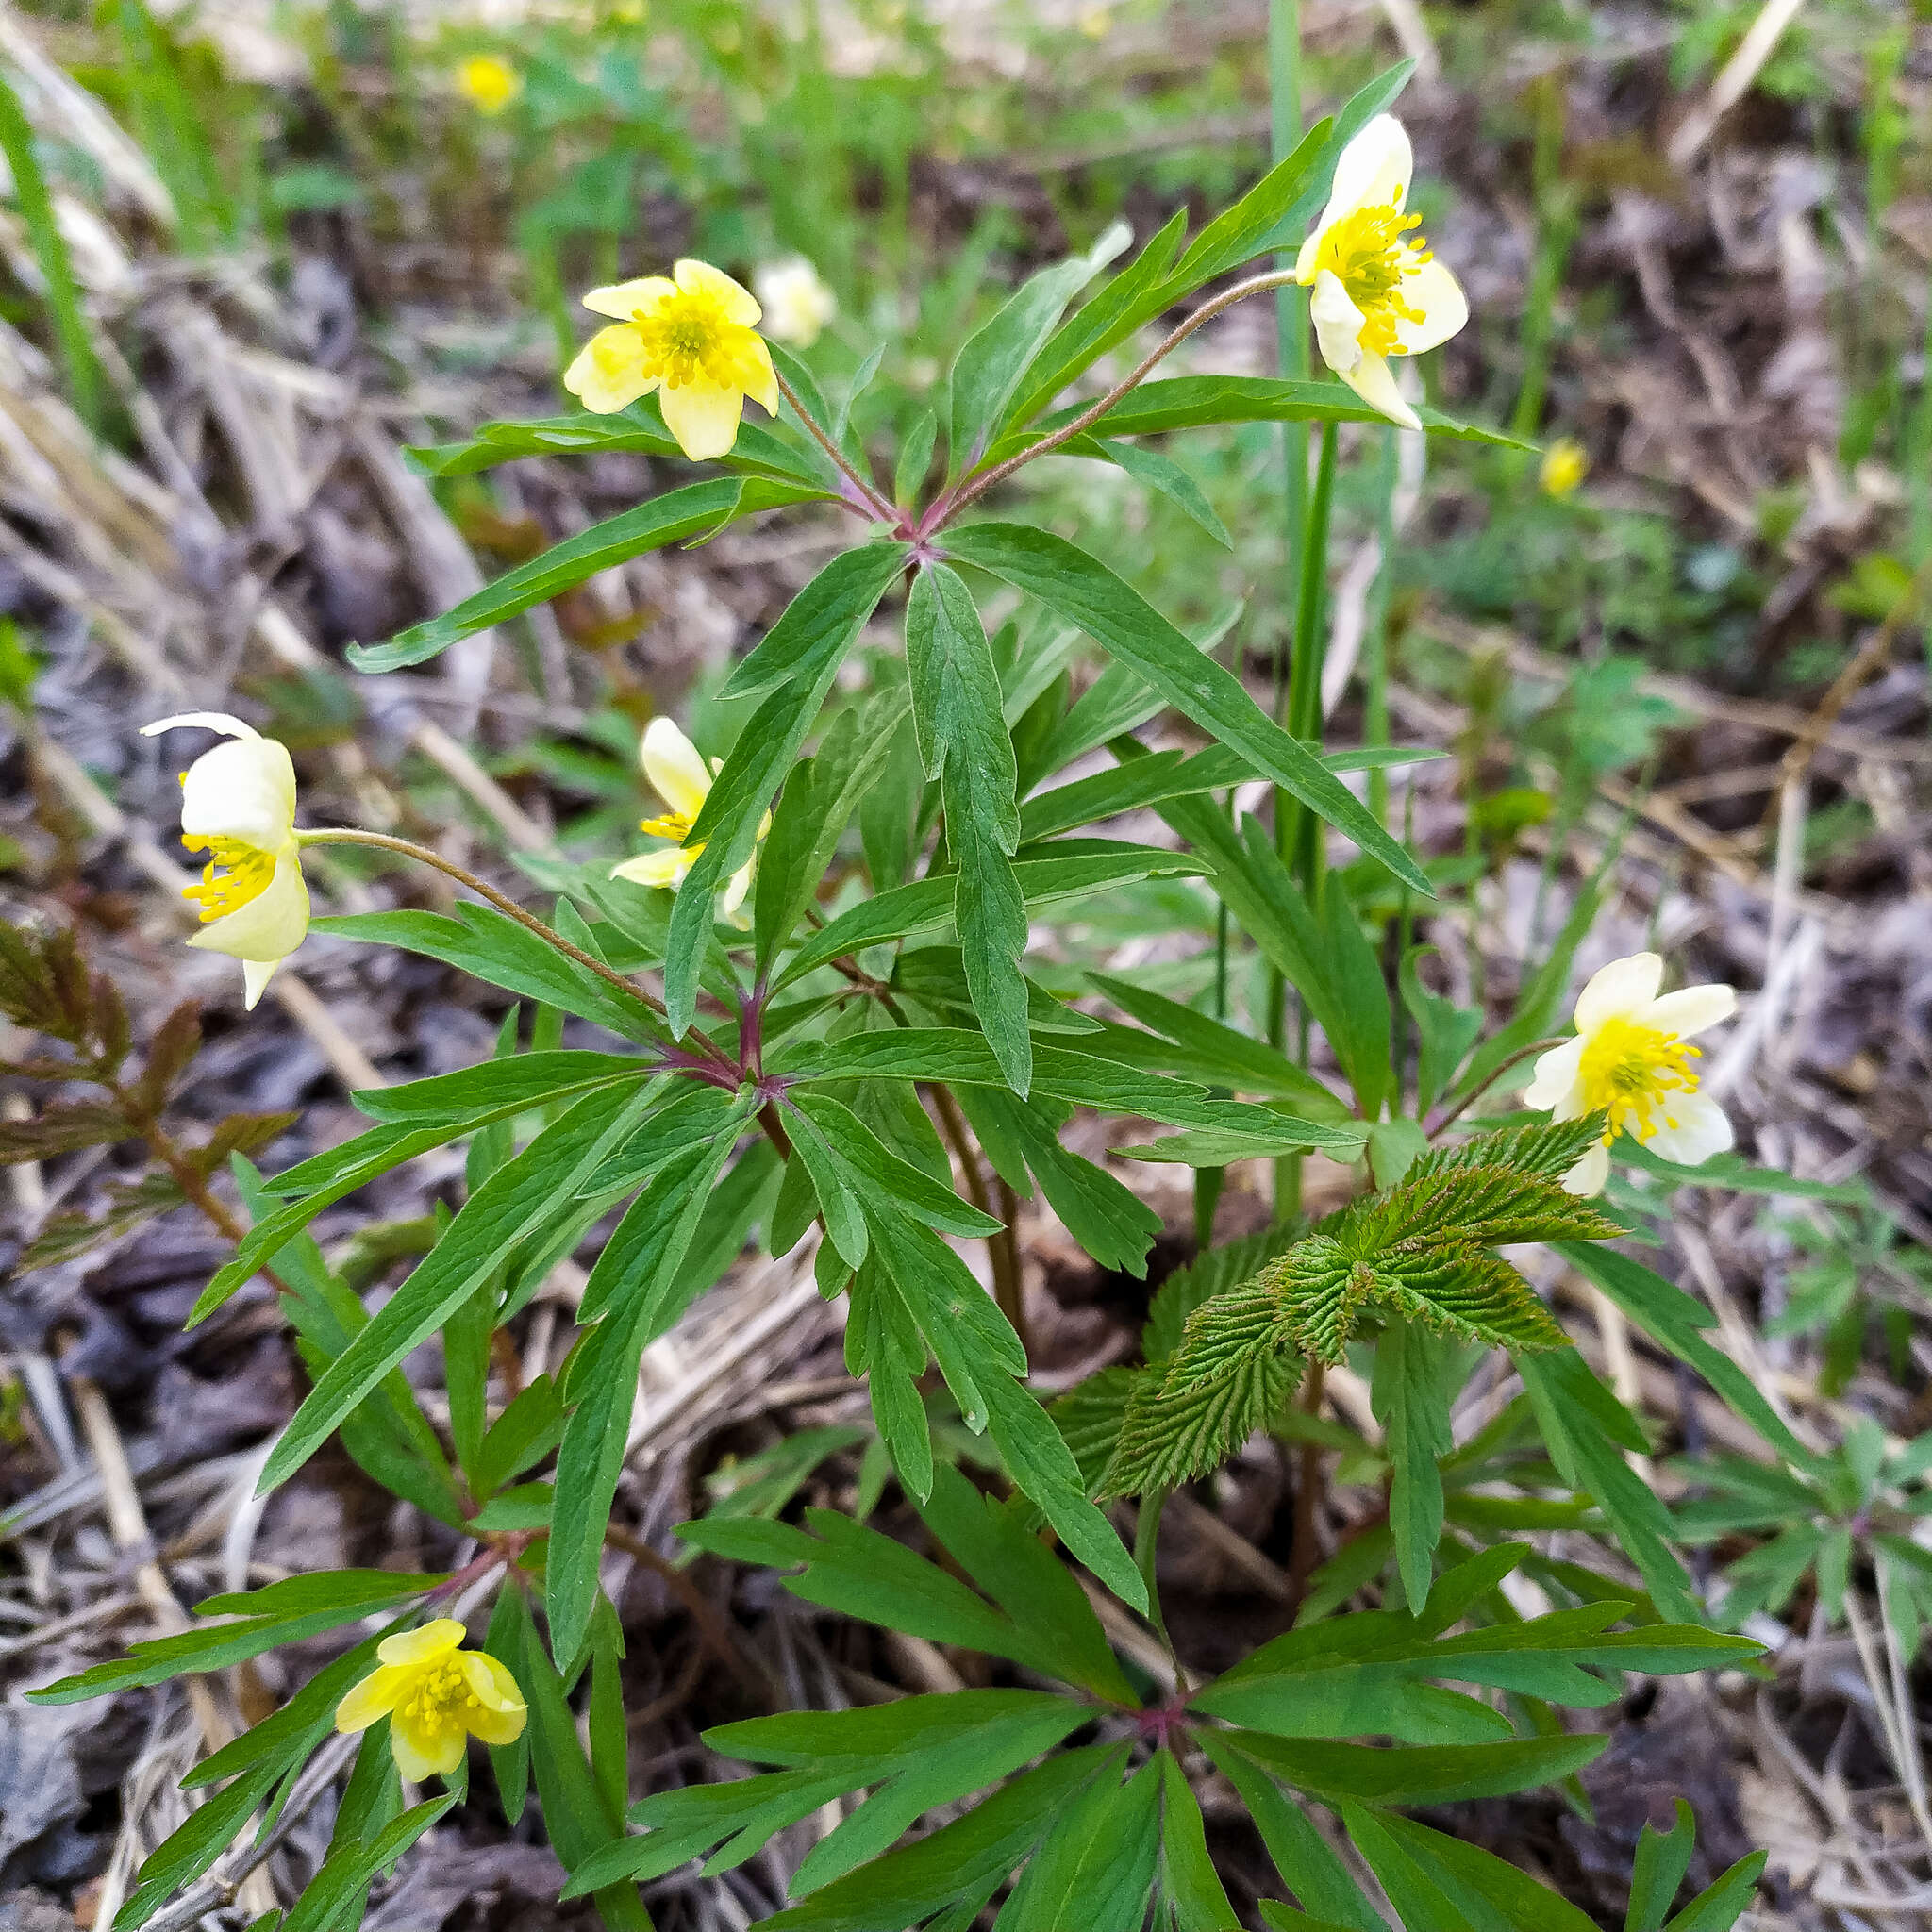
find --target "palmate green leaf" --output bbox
[349,476,823,672]
[259,1080,658,1495]
[791,1092,1002,1240]
[404,396,830,490]
[893,947,1101,1037]
[549,1130,745,1660]
[944,524,1429,895]
[907,564,1030,1092]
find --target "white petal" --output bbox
[640,717,712,821]
[186,852,309,969]
[1561,1142,1610,1197]
[1339,351,1421,432]
[721,858,755,924]
[179,735,297,850]
[1312,114,1413,236]
[1309,269,1367,375]
[611,847,693,889]
[1522,1037,1585,1110]
[658,377,745,460]
[581,275,675,320]
[1641,984,1737,1042]
[1574,952,1663,1034]
[241,958,279,1009]
[674,258,761,325]
[143,711,259,741]
[1391,258,1469,355]
[1642,1091,1734,1166]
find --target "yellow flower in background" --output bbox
[1541,437,1589,499]
[563,258,780,461]
[455,55,521,114]
[1295,114,1468,433]
[334,1620,526,1782]
[1524,951,1737,1197]
[611,717,765,919]
[753,258,836,349]
[142,713,310,1011]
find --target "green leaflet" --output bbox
[351,477,819,671]
[1158,1748,1241,1930]
[993,1754,1159,1931]
[944,523,1431,895]
[907,564,1030,1093]
[351,1050,649,1124]
[1372,1322,1455,1612]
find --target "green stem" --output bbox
[1135,1488,1183,1684]
[1193,791,1234,1248]
[1365,425,1398,828]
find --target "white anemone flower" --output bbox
[611,717,763,921]
[753,258,836,349]
[1294,114,1469,432]
[142,713,310,1009]
[1524,951,1738,1197]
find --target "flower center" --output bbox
[400,1657,480,1734]
[1576,1016,1702,1144]
[631,291,758,391]
[639,809,700,846]
[1313,202,1431,356]
[181,834,275,922]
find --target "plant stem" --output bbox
[1134,1487,1185,1688]
[928,1079,1027,1356]
[1424,1035,1569,1141]
[1193,792,1234,1248]
[1282,1362,1326,1620]
[772,368,899,525]
[1365,425,1398,827]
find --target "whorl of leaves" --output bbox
[1091,1117,1619,1496]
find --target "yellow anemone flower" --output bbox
[1524,951,1737,1196]
[1541,437,1589,499]
[335,1619,526,1782]
[610,717,765,920]
[753,258,836,349]
[456,54,521,114]
[563,258,780,462]
[1295,114,1469,433]
[142,712,310,1011]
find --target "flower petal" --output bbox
[658,377,745,460]
[334,1664,410,1733]
[1338,350,1421,432]
[460,1654,528,1744]
[1312,113,1413,236]
[1391,258,1469,355]
[721,858,755,924]
[1309,269,1367,375]
[391,1715,464,1784]
[740,332,779,416]
[376,1619,467,1669]
[1641,983,1737,1042]
[142,711,259,742]
[1560,1142,1610,1197]
[1574,953,1663,1033]
[611,847,693,889]
[241,958,280,1010]
[1642,1091,1733,1166]
[564,325,658,415]
[674,258,761,325]
[179,735,297,851]
[1522,1036,1585,1111]
[187,852,309,975]
[581,275,675,320]
[639,717,712,821]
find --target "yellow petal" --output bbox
[460,1653,528,1745]
[1338,350,1421,432]
[186,850,309,981]
[673,258,761,326]
[1390,258,1469,356]
[334,1664,411,1733]
[376,1618,467,1668]
[658,377,745,460]
[391,1714,465,1783]
[639,716,712,821]
[581,275,675,320]
[178,735,297,851]
[740,332,780,416]
[564,325,658,415]
[610,847,693,890]
[1574,953,1663,1035]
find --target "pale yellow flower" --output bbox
[334,1619,526,1783]
[1541,437,1589,499]
[455,55,521,114]
[1524,952,1737,1196]
[1295,115,1468,433]
[610,717,764,919]
[142,713,310,1010]
[753,258,836,348]
[563,258,780,461]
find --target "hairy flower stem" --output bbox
[297,826,738,1082]
[1424,1036,1569,1141]
[771,368,900,525]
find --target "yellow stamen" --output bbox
[181,834,276,922]
[1576,1017,1703,1144]
[1310,202,1431,356]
